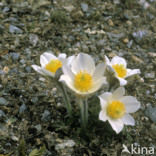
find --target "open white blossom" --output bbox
[59,53,107,96]
[32,52,66,77]
[105,56,141,86]
[99,87,140,134]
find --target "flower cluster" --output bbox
[32,52,141,134]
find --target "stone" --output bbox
[25,66,31,73]
[145,72,155,79]
[19,104,27,114]
[108,19,114,26]
[9,25,23,34]
[0,110,6,119]
[41,110,51,121]
[29,34,39,47]
[145,106,156,123]
[55,140,75,150]
[0,97,8,106]
[132,30,148,43]
[81,3,88,12]
[10,52,20,61]
[34,124,42,132]
[123,38,129,44]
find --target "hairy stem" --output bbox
[79,98,88,130]
[55,80,72,117]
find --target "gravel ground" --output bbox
[0,0,156,155]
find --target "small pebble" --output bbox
[9,25,23,34]
[123,38,129,44]
[0,97,8,106]
[108,19,114,26]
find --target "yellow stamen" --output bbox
[74,71,93,92]
[45,59,62,73]
[107,101,125,119]
[112,64,127,78]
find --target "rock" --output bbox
[132,30,148,43]
[31,97,38,104]
[127,40,133,48]
[145,106,156,123]
[19,104,27,114]
[34,124,42,132]
[25,66,31,73]
[81,3,88,12]
[108,19,114,26]
[55,139,76,156]
[107,32,125,42]
[11,135,19,142]
[3,66,9,73]
[10,52,20,61]
[131,55,144,64]
[81,44,89,53]
[55,140,75,150]
[20,59,26,64]
[2,7,10,13]
[97,39,106,48]
[0,110,6,119]
[41,110,51,121]
[113,0,120,4]
[9,25,23,34]
[29,34,39,47]
[123,38,129,44]
[0,97,8,106]
[148,52,156,57]
[63,5,75,12]
[145,72,155,79]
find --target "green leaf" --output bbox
[18,139,26,156]
[29,146,46,156]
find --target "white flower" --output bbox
[59,53,107,96]
[99,87,140,134]
[32,52,66,77]
[105,56,141,86]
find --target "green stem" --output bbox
[84,98,88,126]
[79,98,88,130]
[55,80,72,117]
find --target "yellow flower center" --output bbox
[107,101,125,119]
[112,64,127,78]
[74,71,93,92]
[45,59,62,73]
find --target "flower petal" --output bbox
[32,65,46,75]
[93,63,106,81]
[58,53,66,59]
[112,87,125,99]
[66,55,75,66]
[58,53,67,63]
[108,118,124,134]
[122,114,135,126]
[88,77,107,94]
[59,75,85,95]
[111,56,127,67]
[40,52,57,67]
[117,77,127,86]
[98,95,107,108]
[126,69,141,78]
[32,65,54,77]
[62,65,74,80]
[71,53,95,74]
[99,92,112,103]
[105,55,111,65]
[99,111,108,122]
[120,96,140,113]
[42,68,55,77]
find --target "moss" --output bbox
[51,10,70,24]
